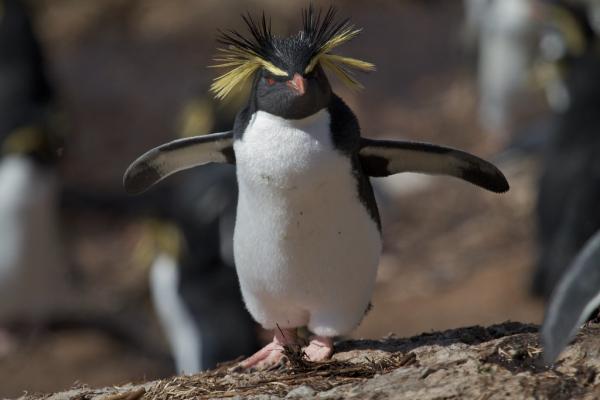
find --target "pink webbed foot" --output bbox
[239,328,299,370]
[304,335,334,362]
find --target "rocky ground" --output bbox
[21,321,600,400]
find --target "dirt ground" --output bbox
[21,321,600,399]
[0,1,547,398]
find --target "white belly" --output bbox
[0,156,67,320]
[233,110,381,335]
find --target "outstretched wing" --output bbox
[359,138,509,193]
[541,230,600,363]
[123,131,235,194]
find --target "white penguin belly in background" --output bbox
[150,253,202,374]
[234,109,382,337]
[0,155,66,320]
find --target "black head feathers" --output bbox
[211,6,375,100]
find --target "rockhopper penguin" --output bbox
[124,7,509,369]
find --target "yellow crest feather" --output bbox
[303,29,362,74]
[319,27,362,55]
[210,44,289,100]
[210,57,261,100]
[307,53,375,90]
[303,26,374,90]
[319,56,362,89]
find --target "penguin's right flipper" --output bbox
[359,138,509,193]
[123,131,234,194]
[541,230,600,364]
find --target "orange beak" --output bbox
[286,73,306,95]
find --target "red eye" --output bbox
[265,77,275,86]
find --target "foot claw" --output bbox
[304,336,334,362]
[238,328,299,371]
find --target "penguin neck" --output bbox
[235,93,335,140]
[256,108,328,127]
[247,108,332,144]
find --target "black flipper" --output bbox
[541,230,600,363]
[123,131,235,194]
[359,138,509,193]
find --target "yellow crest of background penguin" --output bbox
[124,6,509,369]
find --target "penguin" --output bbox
[0,0,67,326]
[541,229,600,364]
[531,0,600,299]
[148,163,258,373]
[534,0,600,363]
[148,95,258,372]
[123,6,509,369]
[463,0,535,136]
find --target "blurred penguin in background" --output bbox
[463,0,536,137]
[465,0,600,298]
[0,0,258,370]
[0,0,68,342]
[532,0,600,299]
[145,94,258,373]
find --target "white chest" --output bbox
[232,110,381,302]
[234,110,347,191]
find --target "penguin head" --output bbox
[210,6,374,118]
[252,46,332,119]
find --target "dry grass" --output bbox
[141,347,418,399]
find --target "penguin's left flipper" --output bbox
[359,138,509,193]
[541,230,600,364]
[123,131,234,194]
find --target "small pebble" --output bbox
[286,385,316,398]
